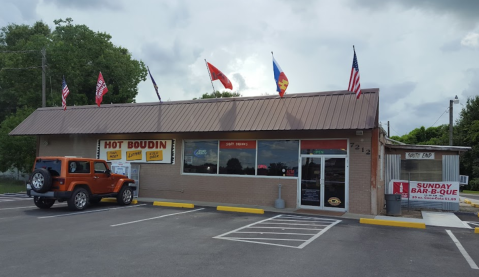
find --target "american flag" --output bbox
[348,48,361,99]
[61,77,70,110]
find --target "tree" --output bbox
[0,18,147,123]
[193,91,241,100]
[455,96,479,190]
[0,107,36,173]
[0,18,148,173]
[390,125,448,145]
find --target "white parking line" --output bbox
[446,230,478,270]
[0,203,68,211]
[214,214,341,249]
[111,208,205,227]
[38,204,146,219]
[0,206,36,210]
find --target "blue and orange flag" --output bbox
[148,66,162,102]
[272,55,289,97]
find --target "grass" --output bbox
[463,190,479,195]
[0,177,26,194]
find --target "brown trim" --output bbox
[371,128,379,189]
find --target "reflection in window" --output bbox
[183,141,218,174]
[219,141,256,175]
[257,140,299,177]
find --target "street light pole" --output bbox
[449,95,459,146]
[449,99,453,146]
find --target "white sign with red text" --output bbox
[389,180,459,203]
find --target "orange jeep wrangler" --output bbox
[26,156,136,211]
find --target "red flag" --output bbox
[95,72,108,107]
[206,62,233,90]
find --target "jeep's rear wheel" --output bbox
[117,186,133,205]
[68,188,89,211]
[30,168,52,193]
[33,197,55,209]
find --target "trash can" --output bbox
[385,194,402,216]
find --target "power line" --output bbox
[429,107,449,128]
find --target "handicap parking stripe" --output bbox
[214,214,341,249]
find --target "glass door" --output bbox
[323,158,346,209]
[300,157,322,206]
[300,156,347,210]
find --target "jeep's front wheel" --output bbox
[33,197,55,209]
[68,188,89,211]
[117,186,133,205]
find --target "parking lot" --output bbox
[1,196,478,277]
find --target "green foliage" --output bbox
[193,91,241,100]
[0,107,36,173]
[389,125,449,145]
[0,18,147,174]
[0,18,148,123]
[0,177,26,194]
[468,178,479,191]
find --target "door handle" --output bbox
[93,176,99,179]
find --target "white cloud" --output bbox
[461,33,479,48]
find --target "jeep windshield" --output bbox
[35,159,62,176]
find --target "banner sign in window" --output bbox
[97,139,175,164]
[220,141,256,149]
[406,152,435,159]
[389,180,459,203]
[126,150,142,161]
[107,150,122,160]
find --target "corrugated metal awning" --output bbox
[10,89,379,135]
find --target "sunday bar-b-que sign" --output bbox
[389,180,459,203]
[97,139,175,164]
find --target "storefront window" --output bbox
[257,140,299,177]
[219,141,256,175]
[301,140,347,155]
[183,141,218,174]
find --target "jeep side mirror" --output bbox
[105,169,111,176]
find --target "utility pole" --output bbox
[387,121,390,138]
[449,99,453,146]
[41,47,46,107]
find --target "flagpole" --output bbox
[204,59,217,97]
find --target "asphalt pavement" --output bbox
[1,196,478,277]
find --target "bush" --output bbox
[468,178,479,191]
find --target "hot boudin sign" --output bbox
[97,139,175,164]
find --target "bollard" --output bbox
[274,184,285,209]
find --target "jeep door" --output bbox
[93,162,115,193]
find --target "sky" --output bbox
[1,0,478,136]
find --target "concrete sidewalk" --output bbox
[375,211,472,229]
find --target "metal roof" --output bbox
[386,144,471,152]
[10,89,379,135]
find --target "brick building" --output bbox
[11,89,386,215]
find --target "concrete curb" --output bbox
[464,199,472,204]
[100,198,138,204]
[360,218,426,229]
[475,227,479,234]
[153,201,194,208]
[217,206,264,214]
